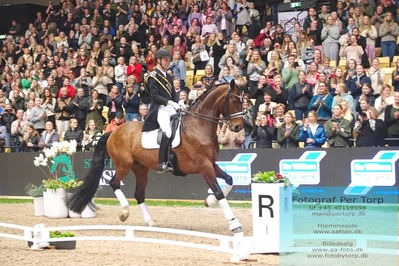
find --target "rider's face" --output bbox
[160,57,171,70]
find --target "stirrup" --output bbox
[157,163,173,173]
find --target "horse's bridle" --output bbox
[182,87,244,124]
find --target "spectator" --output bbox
[251,113,275,149]
[360,16,378,61]
[242,97,255,148]
[200,64,217,90]
[106,85,123,123]
[71,88,89,130]
[307,82,333,123]
[41,88,56,126]
[299,111,326,148]
[58,77,75,99]
[168,51,186,89]
[105,112,125,133]
[291,71,313,121]
[20,124,40,152]
[379,12,399,60]
[114,56,128,93]
[10,109,28,152]
[392,58,399,92]
[126,56,143,87]
[367,58,385,96]
[355,107,387,147]
[0,120,6,152]
[38,121,59,149]
[247,50,266,93]
[86,89,104,131]
[321,16,340,62]
[325,104,352,147]
[64,118,83,151]
[282,55,299,93]
[277,111,300,148]
[1,104,16,149]
[27,97,46,135]
[191,35,208,75]
[217,121,245,149]
[345,64,371,99]
[137,104,148,121]
[82,119,102,151]
[356,84,375,113]
[215,2,234,39]
[341,35,364,65]
[92,66,113,104]
[384,91,399,146]
[123,84,140,122]
[332,83,355,113]
[375,85,394,120]
[54,86,73,136]
[73,68,92,97]
[234,0,250,36]
[202,16,218,36]
[258,92,277,118]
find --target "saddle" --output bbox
[141,113,186,177]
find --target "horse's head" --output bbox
[224,79,244,133]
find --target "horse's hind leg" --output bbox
[132,162,154,226]
[110,166,131,222]
[205,164,233,207]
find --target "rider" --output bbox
[142,49,181,172]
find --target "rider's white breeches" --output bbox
[158,104,177,138]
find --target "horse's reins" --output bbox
[182,90,244,124]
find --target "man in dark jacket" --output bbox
[64,118,84,151]
[345,64,371,99]
[71,88,89,130]
[142,49,181,172]
[1,104,16,150]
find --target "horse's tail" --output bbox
[69,132,112,213]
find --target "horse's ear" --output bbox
[229,79,237,92]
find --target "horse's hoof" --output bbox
[148,220,156,227]
[119,207,129,222]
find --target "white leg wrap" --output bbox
[219,198,235,221]
[228,218,243,232]
[222,184,232,196]
[115,189,129,207]
[138,203,152,224]
[205,184,233,208]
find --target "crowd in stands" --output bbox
[0,0,399,153]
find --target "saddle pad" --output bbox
[141,123,181,149]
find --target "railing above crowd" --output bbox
[0,0,399,153]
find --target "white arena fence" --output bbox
[0,222,240,257]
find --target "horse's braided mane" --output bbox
[190,82,228,110]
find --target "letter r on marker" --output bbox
[259,195,274,218]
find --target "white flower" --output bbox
[67,140,77,155]
[33,154,47,167]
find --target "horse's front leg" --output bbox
[201,163,248,261]
[205,164,233,207]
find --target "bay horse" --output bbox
[70,79,246,256]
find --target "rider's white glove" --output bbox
[168,101,180,110]
[178,100,186,111]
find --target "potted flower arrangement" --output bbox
[25,183,45,216]
[252,171,291,186]
[28,231,76,249]
[251,171,292,253]
[33,140,78,218]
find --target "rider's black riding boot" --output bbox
[158,133,173,172]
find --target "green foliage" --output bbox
[252,171,291,186]
[49,231,75,238]
[42,179,83,190]
[24,184,45,197]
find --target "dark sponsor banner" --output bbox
[0,147,398,200]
